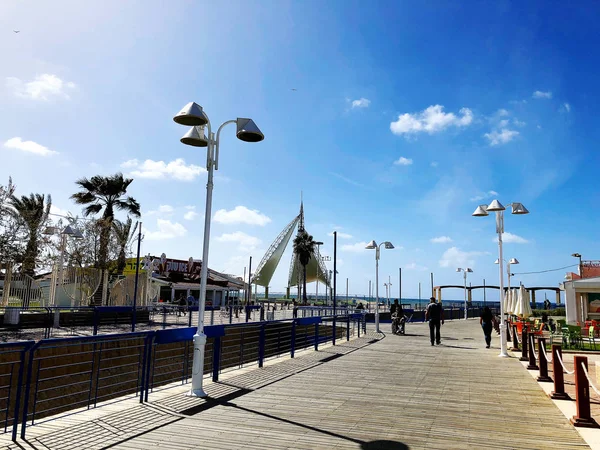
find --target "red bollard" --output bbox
[506,321,512,341]
[520,329,529,362]
[537,338,552,382]
[570,355,600,428]
[527,334,539,370]
[550,345,571,400]
[510,324,519,351]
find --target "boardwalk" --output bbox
[6,320,589,450]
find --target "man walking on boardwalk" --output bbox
[425,297,444,345]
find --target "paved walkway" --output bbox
[5,320,590,449]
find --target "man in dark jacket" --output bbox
[425,297,444,345]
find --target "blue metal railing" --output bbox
[0,312,365,441]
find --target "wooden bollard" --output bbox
[510,324,519,351]
[550,344,571,400]
[520,329,529,362]
[537,338,552,382]
[527,334,539,370]
[570,355,600,428]
[506,321,512,341]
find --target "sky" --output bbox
[2,0,600,301]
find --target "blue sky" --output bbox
[2,1,599,301]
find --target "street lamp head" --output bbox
[508,258,519,265]
[383,241,394,249]
[572,253,581,258]
[510,202,529,215]
[173,102,208,127]
[62,225,84,239]
[180,126,209,147]
[236,118,264,143]
[466,268,473,272]
[365,240,377,249]
[314,241,323,246]
[472,205,489,217]
[494,259,500,264]
[486,199,506,212]
[456,268,462,272]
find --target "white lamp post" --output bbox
[173,102,264,397]
[473,200,529,357]
[365,240,394,333]
[456,267,473,319]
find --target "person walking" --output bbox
[425,297,444,346]
[480,306,494,348]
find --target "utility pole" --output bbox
[418,282,421,300]
[333,231,337,345]
[399,268,402,301]
[483,278,486,306]
[430,272,434,297]
[131,221,142,332]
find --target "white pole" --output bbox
[375,246,380,332]
[189,128,215,397]
[463,270,468,320]
[58,234,67,307]
[316,244,320,304]
[497,211,508,357]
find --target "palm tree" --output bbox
[71,173,140,270]
[112,217,138,274]
[9,193,51,275]
[293,230,316,304]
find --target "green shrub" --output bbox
[531,308,565,317]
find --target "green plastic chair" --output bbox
[582,325,597,350]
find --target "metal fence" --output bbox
[0,312,365,441]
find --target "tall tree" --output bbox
[0,177,24,264]
[293,230,316,304]
[112,217,138,275]
[9,193,51,275]
[71,173,140,270]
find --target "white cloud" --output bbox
[484,128,519,146]
[390,105,473,136]
[439,247,485,268]
[6,74,76,100]
[328,231,353,239]
[494,232,529,244]
[328,172,365,188]
[498,119,509,128]
[351,98,371,109]
[184,211,198,221]
[430,236,453,244]
[3,137,57,156]
[121,158,205,181]
[217,231,261,252]
[393,156,413,166]
[497,109,509,116]
[49,205,71,220]
[341,241,370,252]
[564,103,571,112]
[213,206,271,226]
[532,90,552,99]
[469,190,498,202]
[145,219,187,240]
[430,161,438,167]
[146,204,174,216]
[513,119,526,127]
[405,262,429,271]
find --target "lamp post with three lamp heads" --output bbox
[365,240,394,333]
[173,102,264,397]
[473,200,529,357]
[44,225,84,307]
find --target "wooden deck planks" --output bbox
[0,322,591,449]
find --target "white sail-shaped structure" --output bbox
[251,202,329,290]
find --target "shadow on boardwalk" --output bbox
[6,322,590,450]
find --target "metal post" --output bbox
[430,272,434,298]
[346,277,348,305]
[247,256,252,306]
[399,268,402,301]
[483,278,486,306]
[418,282,421,300]
[132,222,142,332]
[497,211,508,357]
[463,270,468,320]
[188,127,217,398]
[375,246,380,333]
[333,231,337,344]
